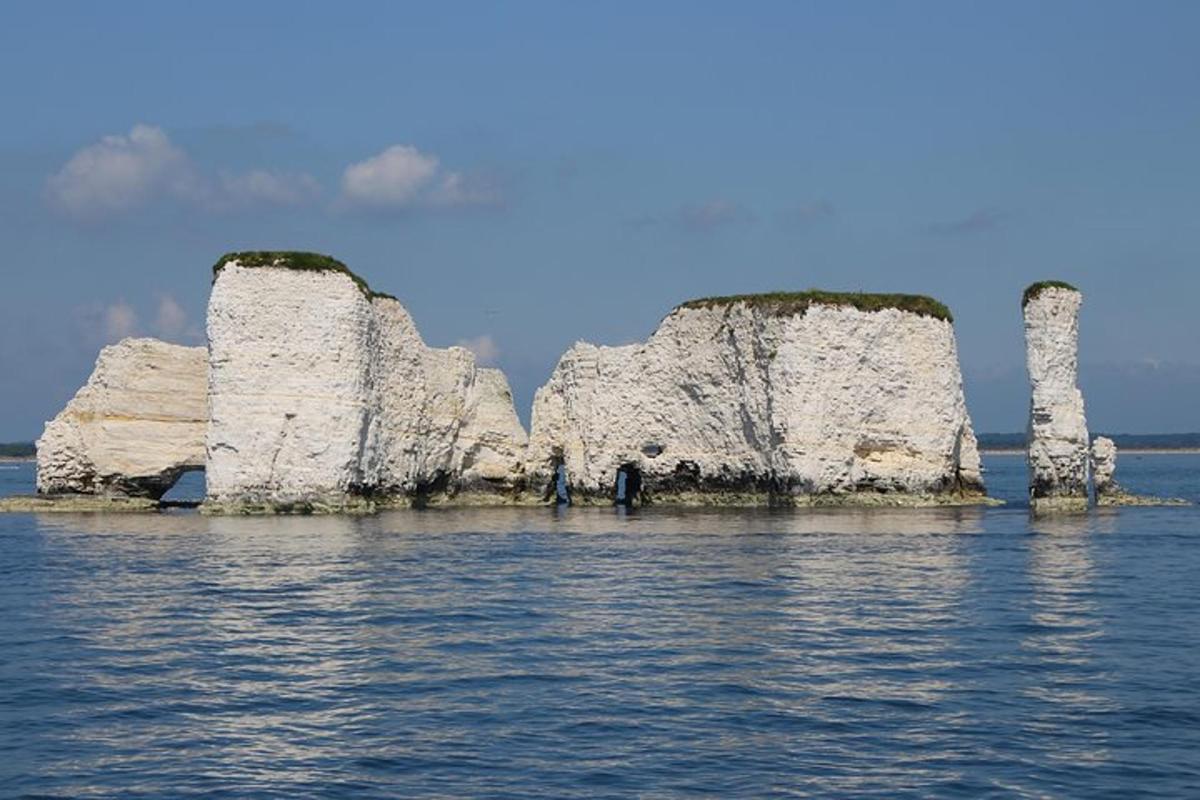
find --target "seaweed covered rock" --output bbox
[36,338,206,498]
[526,292,986,506]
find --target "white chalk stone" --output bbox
[205,257,528,511]
[1023,285,1089,511]
[36,338,206,498]
[527,299,984,505]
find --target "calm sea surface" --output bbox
[2,455,1199,798]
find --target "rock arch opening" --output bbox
[158,466,206,507]
[614,464,643,507]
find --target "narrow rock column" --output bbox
[1023,283,1089,512]
[1090,436,1119,501]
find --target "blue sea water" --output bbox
[1,455,1199,798]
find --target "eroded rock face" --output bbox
[1023,286,1089,512]
[37,338,206,498]
[205,258,528,512]
[1090,436,1118,498]
[365,296,528,504]
[527,300,985,506]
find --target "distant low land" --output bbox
[979,433,1200,452]
[5,436,1200,463]
[0,442,35,460]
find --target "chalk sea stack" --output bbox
[1023,282,1090,513]
[9,251,1008,513]
[203,252,528,513]
[35,338,206,501]
[527,292,986,506]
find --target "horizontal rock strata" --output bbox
[35,338,206,499]
[527,293,986,506]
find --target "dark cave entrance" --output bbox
[614,464,642,507]
[545,455,571,505]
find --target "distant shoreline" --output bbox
[981,448,1200,455]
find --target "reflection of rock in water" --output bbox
[37,509,377,774]
[370,505,987,537]
[1022,526,1114,766]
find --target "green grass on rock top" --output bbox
[1022,280,1079,307]
[213,251,392,297]
[678,290,953,322]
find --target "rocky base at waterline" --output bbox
[0,494,163,513]
[1091,437,1190,507]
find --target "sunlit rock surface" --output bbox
[527,295,986,506]
[204,255,528,513]
[1023,284,1089,513]
[35,338,206,498]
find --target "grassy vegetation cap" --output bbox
[1022,280,1079,307]
[212,251,395,298]
[677,290,953,322]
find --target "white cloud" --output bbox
[456,334,500,365]
[46,124,196,218]
[428,171,503,208]
[153,295,188,338]
[103,302,138,341]
[46,123,322,218]
[340,144,501,210]
[341,145,440,207]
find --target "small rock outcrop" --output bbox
[204,253,527,512]
[1023,282,1089,513]
[1091,436,1189,506]
[526,292,986,506]
[36,338,207,498]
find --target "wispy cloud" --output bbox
[103,302,138,341]
[632,199,754,232]
[778,200,835,228]
[46,124,321,219]
[339,144,501,211]
[456,334,500,365]
[926,208,1005,236]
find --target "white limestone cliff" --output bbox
[204,255,528,512]
[36,338,206,498]
[1023,284,1089,512]
[365,295,528,504]
[206,261,376,510]
[526,295,985,506]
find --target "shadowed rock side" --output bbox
[203,256,527,513]
[363,296,528,506]
[34,338,207,501]
[1023,284,1089,513]
[526,297,987,506]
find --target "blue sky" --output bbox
[1,0,1197,439]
